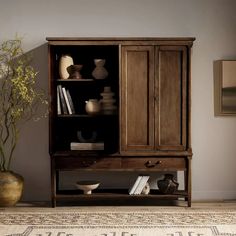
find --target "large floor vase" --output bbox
[0,171,24,207]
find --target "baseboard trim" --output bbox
[192,191,236,201]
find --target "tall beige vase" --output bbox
[59,55,74,79]
[0,171,24,207]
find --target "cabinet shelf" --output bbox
[56,189,188,198]
[57,79,94,82]
[55,189,188,206]
[57,114,118,118]
[52,150,121,156]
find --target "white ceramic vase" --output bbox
[59,55,74,79]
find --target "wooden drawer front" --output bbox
[121,158,186,170]
[55,157,121,170]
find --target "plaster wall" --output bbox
[0,0,236,201]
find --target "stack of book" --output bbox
[57,85,75,115]
[128,175,150,195]
[70,142,104,151]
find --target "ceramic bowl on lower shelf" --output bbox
[76,181,100,195]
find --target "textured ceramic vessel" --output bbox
[100,86,117,114]
[85,99,101,115]
[59,55,74,79]
[67,64,83,79]
[0,171,24,207]
[92,59,108,80]
[157,174,179,194]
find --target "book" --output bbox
[62,87,72,115]
[128,175,142,195]
[70,142,104,150]
[66,90,75,114]
[57,85,68,114]
[134,175,150,195]
[57,86,62,115]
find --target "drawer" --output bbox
[54,157,121,170]
[121,157,186,171]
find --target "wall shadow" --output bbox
[12,43,50,202]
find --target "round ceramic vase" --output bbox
[0,171,24,207]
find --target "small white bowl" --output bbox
[76,181,100,195]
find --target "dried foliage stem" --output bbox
[0,37,47,171]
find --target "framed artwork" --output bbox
[214,60,236,116]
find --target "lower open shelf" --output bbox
[53,189,189,207]
[55,189,188,200]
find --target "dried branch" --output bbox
[0,37,48,171]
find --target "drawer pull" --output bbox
[82,160,96,167]
[145,160,162,168]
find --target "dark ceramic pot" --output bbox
[157,174,179,194]
[0,171,24,207]
[67,64,83,79]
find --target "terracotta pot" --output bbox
[0,171,24,207]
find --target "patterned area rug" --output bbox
[0,206,236,236]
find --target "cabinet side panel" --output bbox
[157,47,187,150]
[48,44,56,155]
[121,46,155,151]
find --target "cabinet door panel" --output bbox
[121,46,155,151]
[156,46,187,150]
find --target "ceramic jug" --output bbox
[85,99,101,115]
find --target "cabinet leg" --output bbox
[51,196,56,208]
[186,156,192,207]
[51,157,56,208]
[188,197,191,207]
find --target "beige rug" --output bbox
[0,206,236,236]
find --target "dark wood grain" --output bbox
[121,46,155,151]
[156,46,187,151]
[54,157,121,170]
[121,157,186,171]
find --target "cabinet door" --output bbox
[155,46,187,151]
[121,46,155,151]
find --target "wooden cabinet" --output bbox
[47,37,195,207]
